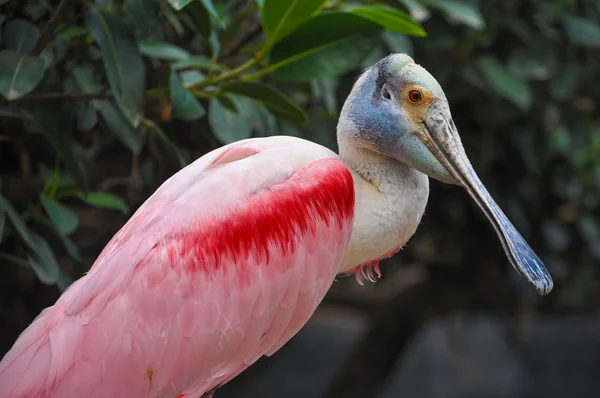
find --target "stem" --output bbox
[190,55,262,90]
[48,158,61,199]
[31,0,77,57]
[240,51,306,82]
[191,89,223,98]
[241,66,273,82]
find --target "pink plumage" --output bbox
[0,137,355,398]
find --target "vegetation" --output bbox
[1,0,600,379]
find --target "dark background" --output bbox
[1,0,600,397]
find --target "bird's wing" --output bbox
[0,136,355,398]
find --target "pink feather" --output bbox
[0,137,355,398]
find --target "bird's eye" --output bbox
[381,87,392,101]
[408,90,422,103]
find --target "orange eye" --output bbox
[408,90,422,103]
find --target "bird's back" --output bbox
[0,136,355,398]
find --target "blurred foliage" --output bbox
[1,0,600,341]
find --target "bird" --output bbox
[0,54,553,398]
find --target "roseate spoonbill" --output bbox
[0,54,552,398]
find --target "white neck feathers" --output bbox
[337,137,430,275]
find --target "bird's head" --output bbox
[339,53,553,295]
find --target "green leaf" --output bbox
[200,0,219,19]
[349,5,425,36]
[77,101,98,131]
[39,41,69,68]
[270,12,383,81]
[19,107,88,192]
[4,19,40,54]
[168,0,194,11]
[208,29,220,56]
[101,102,146,152]
[143,118,187,168]
[0,50,45,100]
[164,6,185,35]
[69,64,103,95]
[179,70,205,85]
[0,195,36,249]
[39,163,75,189]
[209,95,254,144]
[125,0,162,39]
[171,55,217,71]
[170,69,206,121]
[72,65,144,153]
[86,8,145,127]
[34,199,82,267]
[564,16,600,48]
[25,231,61,285]
[217,95,238,113]
[434,0,484,30]
[41,195,79,235]
[477,56,532,111]
[221,81,307,124]
[139,40,191,61]
[43,165,61,197]
[262,0,328,42]
[186,0,211,39]
[0,196,62,285]
[76,192,129,214]
[55,26,88,41]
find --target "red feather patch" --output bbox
[153,158,354,284]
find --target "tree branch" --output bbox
[30,0,77,57]
[11,92,113,101]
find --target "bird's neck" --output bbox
[337,141,430,275]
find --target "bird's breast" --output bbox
[338,163,429,274]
